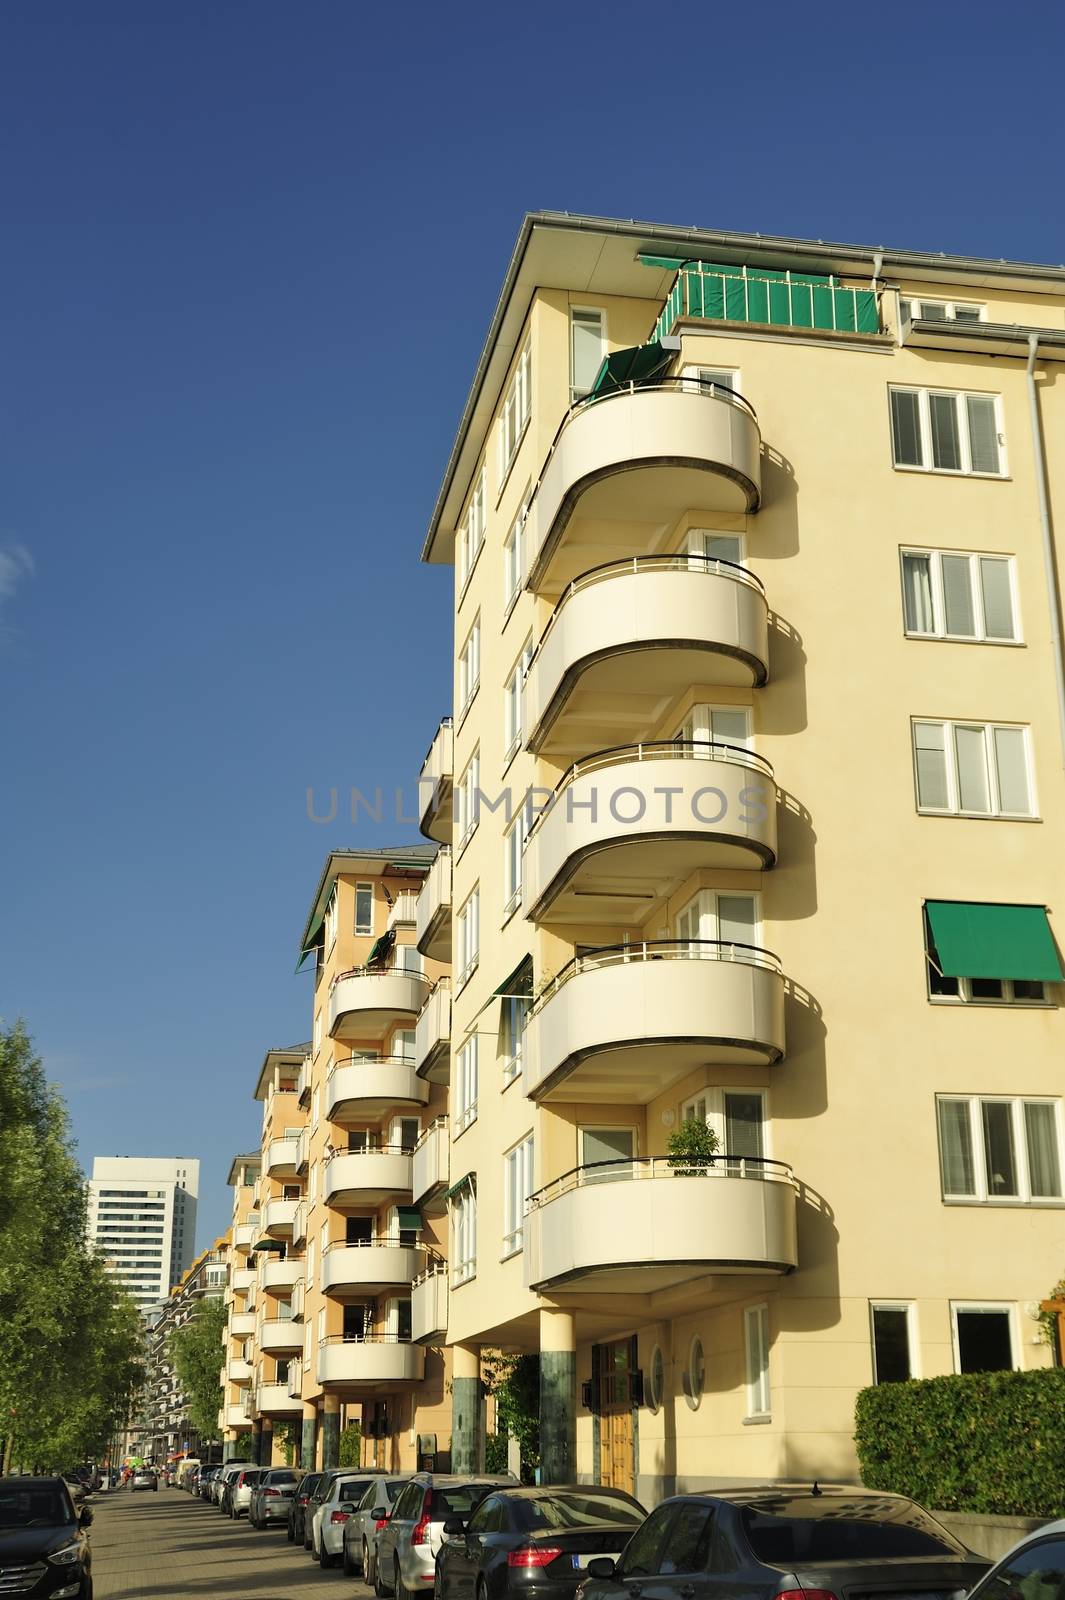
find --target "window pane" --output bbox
[658,1503,716,1574]
[619,1506,677,1578]
[929,393,962,470]
[954,725,991,813]
[1025,1103,1062,1197]
[1014,979,1046,1002]
[938,1101,975,1194]
[709,709,750,748]
[993,727,1030,815]
[921,302,948,321]
[956,1309,1013,1373]
[890,390,923,466]
[697,532,743,563]
[581,1127,634,1181]
[718,895,756,945]
[698,367,735,391]
[954,305,982,323]
[982,1102,1018,1196]
[872,1307,912,1383]
[941,555,976,635]
[980,558,1015,640]
[971,978,1005,1000]
[902,553,935,633]
[966,395,1000,474]
[914,722,949,810]
[979,1541,1065,1600]
[725,1093,764,1160]
[571,311,604,398]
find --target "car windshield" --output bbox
[742,1497,962,1564]
[517,1493,644,1531]
[338,1479,372,1502]
[269,1472,297,1483]
[0,1487,71,1528]
[431,1485,499,1518]
[382,1481,408,1504]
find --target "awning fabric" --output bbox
[590,340,675,398]
[444,1171,476,1202]
[493,956,533,999]
[925,901,1063,981]
[252,1237,286,1252]
[397,1208,422,1231]
[366,928,396,967]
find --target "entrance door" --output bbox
[598,1338,636,1496]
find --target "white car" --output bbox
[965,1517,1065,1600]
[228,1467,265,1518]
[215,1463,244,1507]
[345,1475,415,1582]
[311,1471,390,1569]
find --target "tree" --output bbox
[482,1351,539,1481]
[338,1421,362,1466]
[667,1116,720,1175]
[169,1295,228,1443]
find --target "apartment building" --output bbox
[221,1151,261,1450]
[142,1237,229,1462]
[87,1155,200,1315]
[416,212,1065,1501]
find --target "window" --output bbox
[901,548,1018,642]
[683,363,739,393]
[503,491,530,613]
[647,1345,665,1414]
[324,888,338,950]
[924,911,1050,1006]
[680,1088,766,1169]
[313,1010,322,1055]
[675,889,759,949]
[458,466,486,591]
[912,720,1034,818]
[451,1184,477,1285]
[503,1136,534,1257]
[937,1096,1063,1203]
[952,1303,1016,1373]
[871,1302,916,1383]
[456,888,480,987]
[900,296,984,323]
[571,308,606,401]
[890,386,1005,476]
[976,1536,1065,1600]
[617,1505,676,1579]
[499,341,531,479]
[394,1028,415,1062]
[676,703,751,755]
[311,1087,320,1130]
[687,527,744,566]
[684,1335,705,1410]
[502,635,534,765]
[455,750,480,851]
[580,1126,635,1182]
[744,1304,771,1418]
[355,882,374,935]
[458,615,481,720]
[658,1502,716,1574]
[306,1237,315,1289]
[454,1035,478,1133]
[503,810,528,918]
[500,959,532,1084]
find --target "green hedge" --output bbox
[856,1368,1065,1517]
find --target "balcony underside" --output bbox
[317,1343,425,1389]
[529,833,775,926]
[324,1152,413,1209]
[419,781,453,845]
[327,1064,429,1123]
[533,1036,781,1104]
[330,970,431,1041]
[321,1246,420,1300]
[416,904,452,964]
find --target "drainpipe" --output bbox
[871,250,883,289]
[1026,333,1065,765]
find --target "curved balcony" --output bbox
[291,1277,305,1320]
[228,1357,252,1386]
[412,1119,449,1214]
[261,1197,298,1239]
[233,1219,258,1254]
[524,742,777,923]
[526,380,761,595]
[259,1318,302,1355]
[317,1336,425,1389]
[419,717,454,844]
[525,940,785,1104]
[261,1256,301,1295]
[412,1264,448,1344]
[329,964,432,1041]
[320,1241,422,1300]
[264,1131,302,1180]
[229,1311,255,1338]
[256,1381,302,1418]
[323,1149,413,1209]
[525,1155,798,1293]
[415,979,451,1083]
[292,1201,307,1246]
[416,846,452,962]
[326,1057,429,1123]
[231,1267,255,1293]
[224,1404,251,1429]
[524,556,770,758]
[297,1056,311,1106]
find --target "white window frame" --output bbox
[313,1010,322,1056]
[503,490,530,617]
[306,1236,316,1290]
[501,961,532,1086]
[451,1184,477,1286]
[675,702,753,756]
[680,1086,768,1164]
[455,887,480,990]
[354,881,374,935]
[498,340,531,485]
[899,295,986,324]
[325,887,338,951]
[911,718,1036,819]
[502,1135,534,1258]
[684,1334,705,1411]
[686,527,746,567]
[900,547,1020,643]
[682,361,741,395]
[950,1301,1018,1374]
[458,614,481,721]
[744,1303,771,1419]
[455,749,481,855]
[458,465,486,593]
[503,808,528,920]
[453,1034,479,1134]
[570,307,606,402]
[869,1300,919,1383]
[936,1094,1065,1204]
[503,636,533,768]
[889,385,1007,477]
[675,888,762,949]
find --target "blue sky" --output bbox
[3,0,1064,1248]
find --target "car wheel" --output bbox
[343,1541,356,1577]
[395,1558,407,1600]
[434,1563,445,1600]
[319,1538,335,1569]
[363,1541,373,1584]
[287,1518,295,1543]
[375,1553,392,1597]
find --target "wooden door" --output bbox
[598,1339,635,1496]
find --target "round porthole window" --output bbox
[685,1336,705,1410]
[648,1345,665,1413]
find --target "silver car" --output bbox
[311,1472,391,1568]
[345,1475,415,1583]
[374,1474,517,1598]
[215,1463,244,1507]
[248,1467,298,1528]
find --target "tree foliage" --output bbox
[338,1421,362,1466]
[169,1294,228,1443]
[482,1351,539,1480]
[667,1117,720,1174]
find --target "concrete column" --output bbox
[259,1422,273,1468]
[301,1403,317,1471]
[321,1395,341,1469]
[251,1419,263,1466]
[450,1343,483,1474]
[539,1308,576,1485]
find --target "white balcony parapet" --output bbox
[291,1277,305,1320]
[419,717,454,844]
[329,964,432,1040]
[412,1119,449,1212]
[264,1129,303,1179]
[324,1149,414,1208]
[316,1335,425,1387]
[388,892,420,930]
[261,1256,301,1294]
[292,1201,307,1246]
[261,1197,298,1238]
[297,1055,311,1106]
[228,1357,252,1385]
[229,1311,255,1338]
[414,978,451,1083]
[257,1380,302,1416]
[320,1240,422,1297]
[287,1358,302,1400]
[416,847,452,962]
[326,1057,428,1122]
[411,1263,448,1344]
[259,1318,302,1354]
[231,1267,255,1293]
[225,1403,252,1428]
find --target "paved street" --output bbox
[90,1488,371,1599]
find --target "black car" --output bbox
[577,1485,990,1600]
[288,1472,325,1545]
[435,1486,646,1600]
[0,1476,94,1599]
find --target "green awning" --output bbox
[366,928,396,967]
[925,901,1063,981]
[493,956,533,999]
[252,1238,286,1252]
[397,1208,422,1231]
[443,1171,476,1202]
[296,945,317,974]
[637,253,690,271]
[590,340,675,398]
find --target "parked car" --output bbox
[436,1485,647,1600]
[248,1468,299,1530]
[289,1472,325,1545]
[228,1468,265,1519]
[197,1466,220,1500]
[311,1472,391,1569]
[216,1463,245,1511]
[375,1474,518,1598]
[575,1485,991,1600]
[965,1516,1065,1600]
[131,1469,157,1493]
[345,1475,416,1583]
[303,1470,351,1550]
[0,1475,93,1599]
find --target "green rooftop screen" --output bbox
[653,261,880,340]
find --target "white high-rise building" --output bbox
[87,1156,200,1314]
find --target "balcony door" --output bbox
[675,890,758,953]
[687,528,744,566]
[675,704,751,756]
[596,1336,637,1496]
[580,1126,635,1184]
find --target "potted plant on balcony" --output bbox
[667,1118,719,1177]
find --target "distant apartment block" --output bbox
[87,1155,200,1314]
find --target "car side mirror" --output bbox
[442,1517,467,1537]
[586,1558,616,1580]
[80,1506,94,1526]
[339,1502,356,1514]
[373,1506,389,1520]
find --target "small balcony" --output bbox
[415,979,451,1083]
[320,1241,422,1299]
[291,1277,305,1320]
[229,1311,255,1338]
[287,1358,302,1400]
[232,1220,258,1254]
[261,1256,301,1295]
[525,940,786,1103]
[317,1336,425,1389]
[295,1127,309,1172]
[524,556,770,759]
[256,1381,302,1418]
[261,1197,298,1239]
[326,1057,429,1123]
[412,1264,448,1343]
[292,1201,307,1246]
[264,1130,303,1180]
[523,743,777,923]
[329,964,433,1041]
[525,379,761,595]
[412,1119,449,1214]
[323,1149,413,1209]
[259,1318,302,1355]
[388,892,420,931]
[419,717,454,844]
[224,1404,251,1429]
[228,1357,252,1386]
[525,1155,798,1293]
[416,846,452,963]
[231,1267,255,1293]
[297,1056,311,1106]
